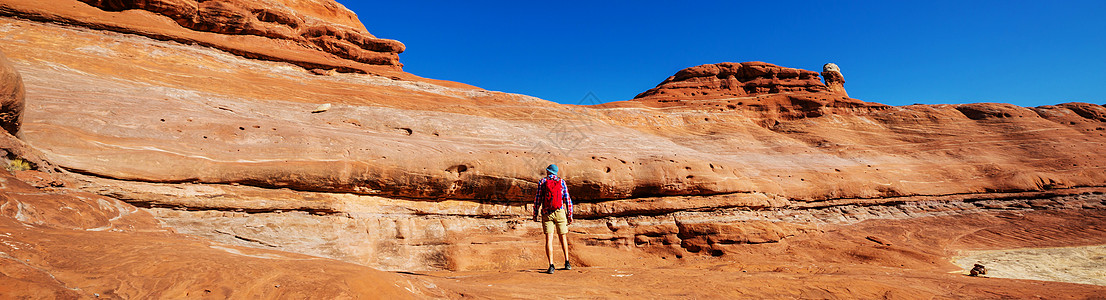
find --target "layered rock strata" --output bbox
[0,167,443,298]
[634,61,833,100]
[0,0,467,83]
[1,0,1105,285]
[5,16,1106,206]
[74,0,404,65]
[78,171,1106,271]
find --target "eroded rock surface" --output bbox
[1,0,1105,297]
[5,19,1105,206]
[821,62,847,96]
[0,168,440,298]
[0,50,23,136]
[0,0,457,80]
[634,61,832,100]
[76,0,404,65]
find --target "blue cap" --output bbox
[546,164,558,175]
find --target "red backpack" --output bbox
[540,177,564,210]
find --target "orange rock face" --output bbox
[634,61,832,100]
[1,0,1105,298]
[3,9,1106,264]
[0,0,419,75]
[0,165,441,298]
[75,0,405,65]
[0,50,23,136]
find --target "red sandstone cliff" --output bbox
[8,2,1099,207]
[1,10,1103,212]
[634,61,834,100]
[0,0,478,88]
[0,0,1105,297]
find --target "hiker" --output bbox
[533,164,573,274]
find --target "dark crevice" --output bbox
[0,13,385,73]
[62,163,1106,219]
[127,200,344,216]
[213,229,279,247]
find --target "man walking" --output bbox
[533,164,573,274]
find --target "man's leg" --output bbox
[541,212,557,273]
[556,208,571,270]
[559,232,570,263]
[545,232,556,266]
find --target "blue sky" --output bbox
[347,1,1105,107]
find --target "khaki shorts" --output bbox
[541,209,569,235]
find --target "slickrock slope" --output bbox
[3,9,1106,265]
[2,42,436,298]
[430,208,1106,299]
[0,146,437,299]
[6,18,1106,206]
[0,0,1105,297]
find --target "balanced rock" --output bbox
[821,63,848,97]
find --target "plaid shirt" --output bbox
[533,175,573,220]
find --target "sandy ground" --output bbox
[402,209,1106,299]
[955,244,1106,286]
[417,258,1105,299]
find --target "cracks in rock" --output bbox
[0,251,83,293]
[786,185,1106,208]
[64,164,1106,220]
[213,229,278,248]
[408,211,512,219]
[127,200,345,217]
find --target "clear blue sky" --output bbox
[347,1,1105,107]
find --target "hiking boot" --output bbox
[545,264,555,274]
[563,260,572,270]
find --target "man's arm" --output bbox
[533,178,545,221]
[560,178,572,223]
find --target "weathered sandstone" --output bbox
[4,165,1103,297]
[0,50,22,136]
[5,20,1104,207]
[821,62,847,96]
[0,0,1105,297]
[0,167,443,298]
[0,0,476,85]
[634,61,832,100]
[76,0,404,64]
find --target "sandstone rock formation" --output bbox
[2,13,1104,203]
[0,50,23,136]
[4,11,1106,270]
[634,62,832,100]
[0,0,473,84]
[76,0,404,65]
[0,168,443,298]
[1,0,1105,297]
[821,62,847,96]
[3,164,1103,297]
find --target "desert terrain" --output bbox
[0,0,1104,299]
